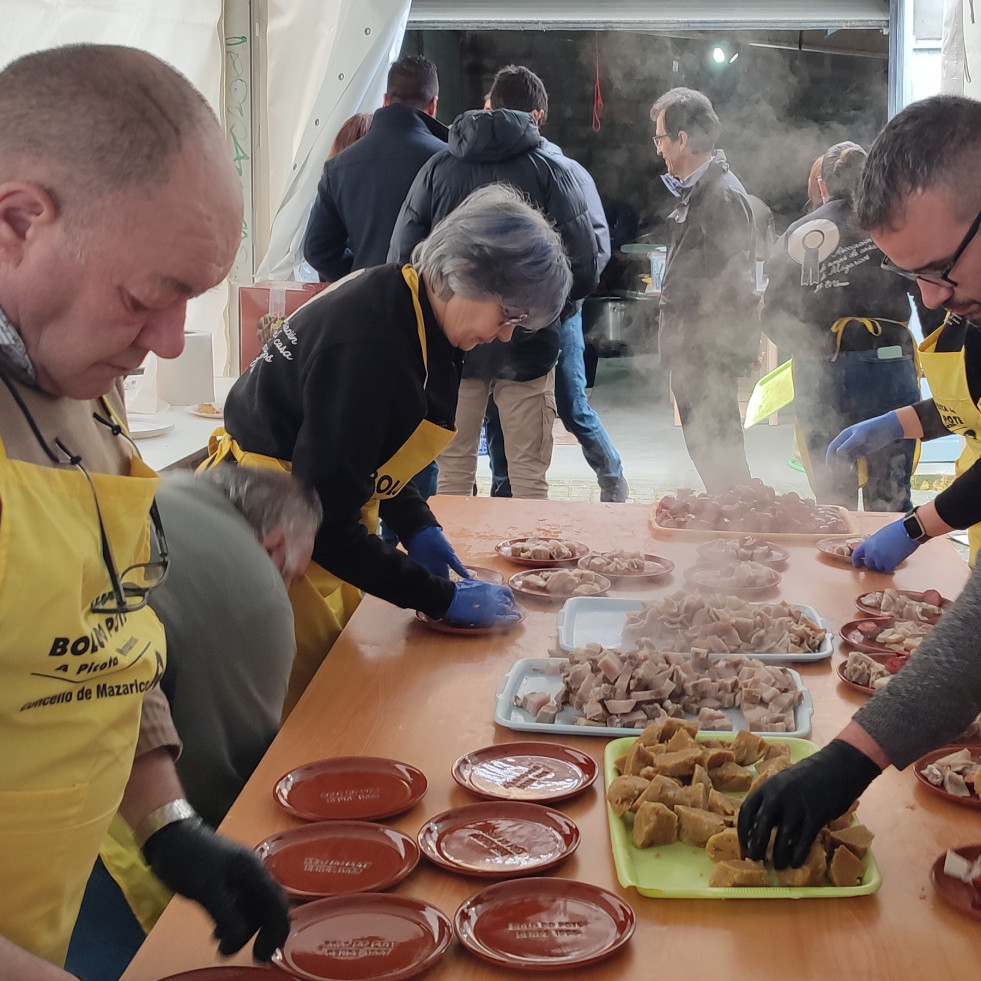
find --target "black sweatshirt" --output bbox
[223,264,461,618]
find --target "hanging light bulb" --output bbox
[712,46,726,64]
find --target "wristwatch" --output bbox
[133,798,199,848]
[902,507,931,543]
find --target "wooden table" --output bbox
[122,497,979,981]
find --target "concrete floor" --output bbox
[476,352,956,509]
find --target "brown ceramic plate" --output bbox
[454,877,635,970]
[451,741,599,803]
[839,617,907,655]
[816,536,867,564]
[930,845,981,921]
[834,653,895,696]
[695,538,790,568]
[158,971,276,981]
[914,745,981,810]
[256,821,420,900]
[418,801,580,878]
[495,537,589,566]
[273,757,427,822]
[577,552,676,581]
[508,568,611,602]
[414,608,525,635]
[273,894,452,981]
[682,561,781,598]
[854,589,951,623]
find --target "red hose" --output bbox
[592,34,603,132]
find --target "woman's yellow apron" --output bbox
[0,413,165,966]
[918,321,981,565]
[199,265,455,717]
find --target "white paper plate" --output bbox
[554,595,833,662]
[494,657,814,740]
[127,416,175,440]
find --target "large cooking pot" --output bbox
[582,296,631,344]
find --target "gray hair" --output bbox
[649,87,720,154]
[856,95,981,231]
[410,184,572,330]
[198,465,322,575]
[820,141,866,203]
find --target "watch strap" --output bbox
[133,798,199,849]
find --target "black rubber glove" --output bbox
[143,818,290,960]
[737,739,882,869]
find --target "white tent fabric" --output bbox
[254,0,411,281]
[0,0,229,375]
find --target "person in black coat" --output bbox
[389,107,598,499]
[303,55,448,281]
[651,87,759,494]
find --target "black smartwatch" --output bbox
[902,507,931,543]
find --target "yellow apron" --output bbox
[199,265,455,716]
[793,317,920,491]
[0,409,165,966]
[918,321,981,565]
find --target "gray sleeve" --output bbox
[570,160,611,278]
[853,562,981,769]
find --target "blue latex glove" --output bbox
[406,525,468,579]
[445,579,518,627]
[825,411,904,465]
[851,518,920,573]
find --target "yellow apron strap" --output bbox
[828,318,882,361]
[400,264,430,382]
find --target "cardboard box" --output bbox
[237,281,329,373]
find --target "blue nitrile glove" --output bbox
[738,739,881,869]
[445,579,518,627]
[826,411,904,465]
[851,518,920,573]
[406,525,469,579]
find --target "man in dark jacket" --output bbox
[652,87,759,494]
[303,55,447,280]
[389,108,598,499]
[304,55,447,515]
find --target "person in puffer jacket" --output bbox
[389,108,598,499]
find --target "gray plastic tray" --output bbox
[494,657,814,740]
[555,596,833,662]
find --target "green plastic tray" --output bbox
[604,734,882,899]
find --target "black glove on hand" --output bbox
[737,739,882,869]
[143,818,290,960]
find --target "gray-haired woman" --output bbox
[203,184,572,714]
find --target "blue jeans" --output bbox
[486,311,624,498]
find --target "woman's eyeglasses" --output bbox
[880,208,981,289]
[56,419,170,615]
[499,310,529,328]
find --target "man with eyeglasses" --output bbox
[819,95,981,572]
[649,87,759,494]
[0,45,288,978]
[738,94,981,874]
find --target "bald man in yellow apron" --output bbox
[201,264,519,717]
